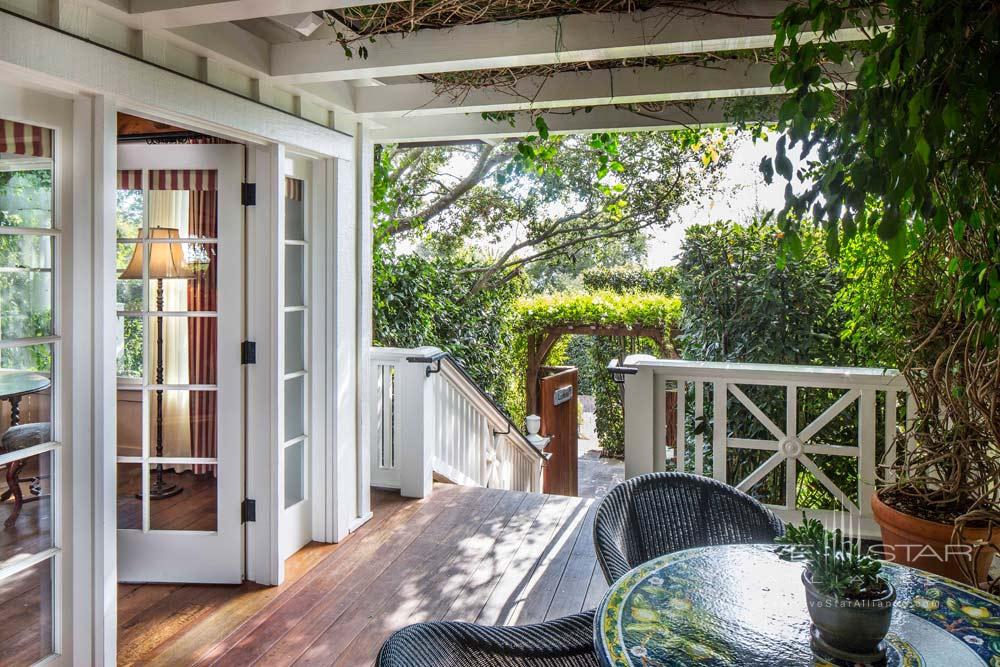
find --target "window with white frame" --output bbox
[0,117,60,666]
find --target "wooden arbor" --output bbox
[525,324,675,417]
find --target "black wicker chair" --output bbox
[593,471,785,583]
[376,611,599,667]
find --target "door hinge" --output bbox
[241,498,256,523]
[241,183,256,206]
[241,341,256,365]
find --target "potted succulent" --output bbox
[777,518,896,663]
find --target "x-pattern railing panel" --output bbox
[622,358,910,537]
[726,382,861,513]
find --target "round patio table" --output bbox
[595,543,1000,667]
[0,371,50,426]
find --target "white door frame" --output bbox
[0,39,365,662]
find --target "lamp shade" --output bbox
[119,227,195,280]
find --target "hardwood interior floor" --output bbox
[118,485,608,666]
[117,466,218,531]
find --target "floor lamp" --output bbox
[120,227,194,499]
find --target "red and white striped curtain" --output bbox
[118,170,143,190]
[187,190,217,474]
[117,169,218,191]
[149,169,217,191]
[0,119,52,158]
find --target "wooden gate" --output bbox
[539,366,578,496]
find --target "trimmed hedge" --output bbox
[515,290,681,336]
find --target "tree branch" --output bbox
[389,144,505,236]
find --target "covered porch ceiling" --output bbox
[76,0,865,142]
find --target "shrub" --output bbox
[676,220,859,509]
[374,248,526,420]
[581,265,679,294]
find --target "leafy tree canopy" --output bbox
[763,0,998,323]
[373,130,732,296]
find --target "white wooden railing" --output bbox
[616,356,913,538]
[370,346,546,498]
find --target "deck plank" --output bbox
[505,497,595,625]
[475,494,577,625]
[540,499,601,621]
[118,485,603,667]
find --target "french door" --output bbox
[115,143,244,584]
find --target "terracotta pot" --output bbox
[871,491,998,585]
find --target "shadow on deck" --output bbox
[118,484,607,666]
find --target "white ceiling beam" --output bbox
[271,1,869,84]
[368,100,763,144]
[126,0,391,30]
[356,60,818,118]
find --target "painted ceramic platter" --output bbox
[596,544,1000,667]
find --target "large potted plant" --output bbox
[777,518,896,663]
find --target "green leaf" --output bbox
[535,116,550,140]
[888,48,901,81]
[770,62,788,86]
[776,153,793,180]
[942,103,962,131]
[915,136,931,165]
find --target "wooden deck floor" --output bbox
[118,484,608,666]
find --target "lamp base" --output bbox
[135,476,184,500]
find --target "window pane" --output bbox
[285,179,305,241]
[117,463,141,530]
[116,315,143,380]
[0,234,52,340]
[147,315,216,384]
[0,162,52,230]
[146,389,216,460]
[284,440,305,509]
[0,344,53,436]
[284,375,305,441]
[0,450,53,567]
[116,188,143,239]
[285,310,305,374]
[121,242,216,312]
[116,385,142,458]
[285,245,305,307]
[146,186,217,239]
[0,557,53,666]
[149,464,216,532]
[117,242,144,312]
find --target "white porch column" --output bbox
[623,366,655,479]
[397,362,435,498]
[326,137,363,541]
[245,143,283,585]
[85,93,117,667]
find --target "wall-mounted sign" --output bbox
[553,385,574,406]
